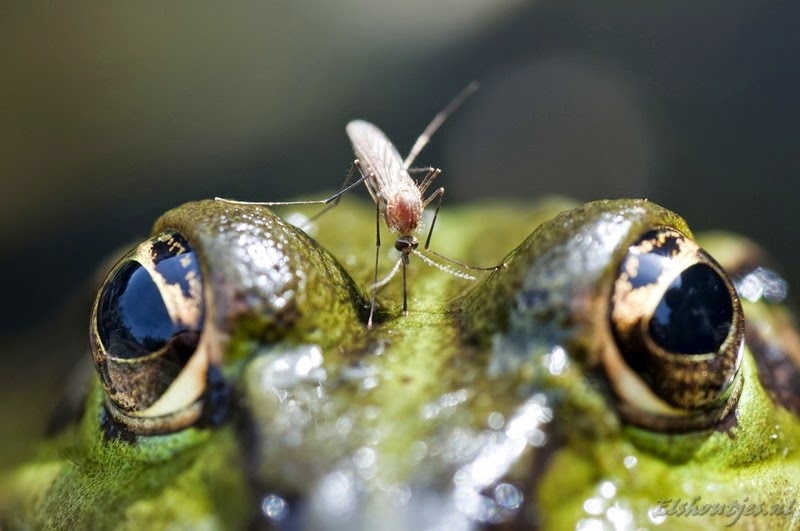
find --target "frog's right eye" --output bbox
[607,228,745,431]
[90,230,211,435]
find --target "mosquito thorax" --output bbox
[385,191,423,235]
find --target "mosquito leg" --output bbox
[214,160,366,210]
[417,168,442,195]
[307,161,364,222]
[367,202,381,329]
[407,166,436,174]
[422,187,446,250]
[401,255,408,316]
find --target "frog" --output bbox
[2,195,799,530]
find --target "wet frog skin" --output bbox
[2,197,800,530]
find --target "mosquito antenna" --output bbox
[423,247,506,271]
[412,250,477,281]
[371,257,404,291]
[403,81,480,169]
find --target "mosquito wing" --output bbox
[346,120,411,206]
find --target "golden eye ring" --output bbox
[90,230,213,435]
[606,227,744,431]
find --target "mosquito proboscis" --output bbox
[217,81,506,327]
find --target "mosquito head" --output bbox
[395,235,419,256]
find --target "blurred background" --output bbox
[1,1,798,465]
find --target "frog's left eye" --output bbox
[608,227,744,431]
[91,230,210,435]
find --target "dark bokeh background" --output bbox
[1,2,798,464]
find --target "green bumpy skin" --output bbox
[2,197,800,530]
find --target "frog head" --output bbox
[2,197,799,529]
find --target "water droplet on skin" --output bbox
[487,412,505,430]
[545,346,569,375]
[420,402,440,420]
[261,494,289,521]
[353,447,376,469]
[527,429,547,447]
[439,388,470,408]
[314,471,356,517]
[335,416,353,436]
[390,484,412,507]
[599,481,617,499]
[411,441,428,462]
[494,483,522,509]
[362,376,379,390]
[259,345,326,389]
[583,497,604,515]
[363,406,380,421]
[576,517,606,531]
[606,503,634,528]
[364,427,383,445]
[285,212,318,236]
[737,267,787,302]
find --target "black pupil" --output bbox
[97,235,203,361]
[649,263,733,354]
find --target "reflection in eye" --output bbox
[649,263,733,354]
[96,229,203,374]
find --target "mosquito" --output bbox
[217,82,505,327]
